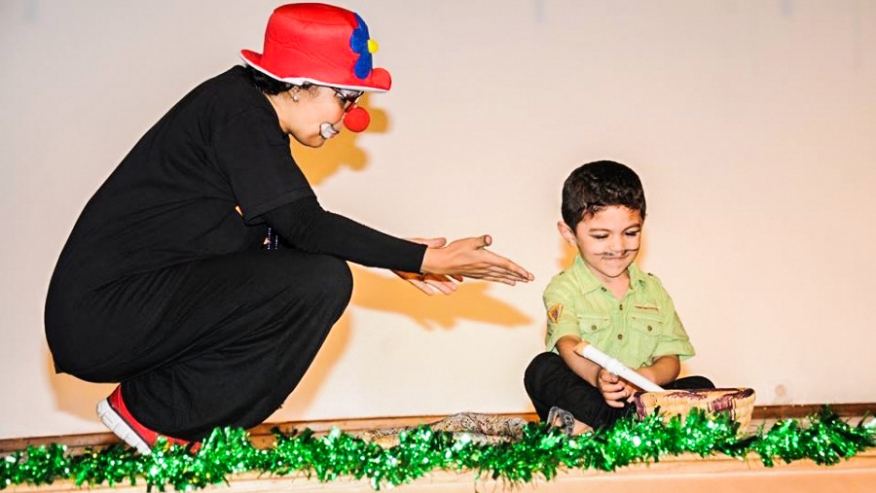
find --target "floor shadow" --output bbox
[349,266,532,330]
[278,263,533,417]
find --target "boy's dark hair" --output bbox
[244,65,312,95]
[561,160,647,228]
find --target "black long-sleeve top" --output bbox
[47,65,425,300]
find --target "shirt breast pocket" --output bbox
[578,314,612,340]
[629,311,664,338]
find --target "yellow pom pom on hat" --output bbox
[240,3,391,92]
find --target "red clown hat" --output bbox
[240,3,392,92]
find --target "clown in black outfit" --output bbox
[45,3,533,454]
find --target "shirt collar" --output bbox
[627,262,647,291]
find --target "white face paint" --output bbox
[320,122,339,139]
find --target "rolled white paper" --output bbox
[576,343,664,392]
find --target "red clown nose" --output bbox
[343,105,371,132]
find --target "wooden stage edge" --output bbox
[8,450,876,493]
[3,403,876,493]
[2,402,874,454]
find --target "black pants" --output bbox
[524,352,714,429]
[47,249,352,441]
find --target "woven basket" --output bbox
[633,388,756,431]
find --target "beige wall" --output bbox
[1,0,875,439]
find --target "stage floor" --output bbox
[8,449,876,493]
[4,404,875,493]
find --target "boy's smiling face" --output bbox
[559,206,643,284]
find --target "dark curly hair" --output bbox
[561,160,646,228]
[243,65,312,95]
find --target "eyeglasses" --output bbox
[332,88,364,111]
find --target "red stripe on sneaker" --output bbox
[108,386,190,448]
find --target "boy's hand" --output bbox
[595,368,635,408]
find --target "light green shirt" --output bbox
[543,255,695,370]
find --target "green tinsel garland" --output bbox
[1,408,873,491]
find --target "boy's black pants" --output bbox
[524,352,715,429]
[48,249,352,441]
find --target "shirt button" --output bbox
[619,304,623,311]
[591,325,597,331]
[617,334,623,340]
[647,325,653,331]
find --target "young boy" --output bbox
[524,160,713,434]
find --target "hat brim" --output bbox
[239,50,391,92]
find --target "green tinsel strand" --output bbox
[474,424,567,483]
[604,412,669,465]
[750,407,876,467]
[69,444,142,488]
[601,411,671,467]
[311,427,375,484]
[0,453,18,488]
[376,427,430,487]
[271,428,318,478]
[147,430,261,492]
[0,445,70,488]
[680,409,742,457]
[2,407,875,491]
[393,427,455,486]
[310,427,354,482]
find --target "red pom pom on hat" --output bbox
[343,105,371,132]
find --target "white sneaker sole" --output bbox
[96,398,152,455]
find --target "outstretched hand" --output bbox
[394,238,464,295]
[420,235,534,286]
